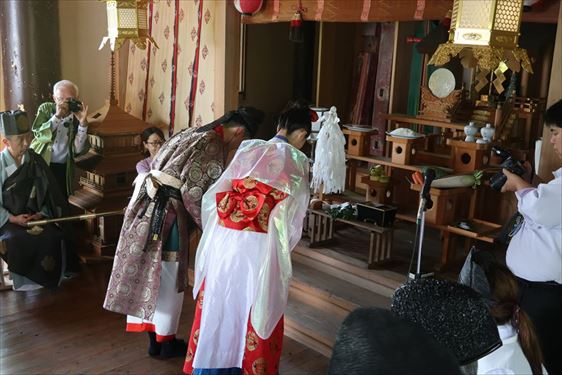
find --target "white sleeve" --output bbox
[0,205,10,228]
[517,179,562,228]
[74,125,88,154]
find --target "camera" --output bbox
[66,97,83,113]
[489,146,526,191]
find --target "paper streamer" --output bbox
[414,0,426,20]
[272,0,280,21]
[360,0,371,22]
[315,0,325,21]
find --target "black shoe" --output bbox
[148,332,162,357]
[160,338,187,358]
[62,271,78,280]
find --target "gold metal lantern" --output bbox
[98,0,157,51]
[429,0,532,93]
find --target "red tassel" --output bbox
[289,11,304,43]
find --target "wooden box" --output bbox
[343,129,375,156]
[386,135,424,165]
[410,183,473,225]
[446,138,491,173]
[356,202,397,228]
[360,175,390,204]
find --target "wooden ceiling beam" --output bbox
[242,0,560,24]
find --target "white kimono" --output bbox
[191,138,310,368]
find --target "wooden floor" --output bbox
[0,262,328,374]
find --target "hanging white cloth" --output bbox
[311,106,347,194]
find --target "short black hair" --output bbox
[277,99,312,136]
[197,107,264,138]
[544,99,562,128]
[141,127,165,143]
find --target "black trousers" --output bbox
[49,162,68,198]
[49,162,80,273]
[517,277,562,375]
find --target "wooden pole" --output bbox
[27,210,124,227]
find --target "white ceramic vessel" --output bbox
[464,121,479,142]
[479,123,496,143]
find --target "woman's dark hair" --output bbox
[141,127,165,156]
[141,127,165,143]
[544,99,562,128]
[484,262,544,375]
[277,100,312,136]
[196,107,264,138]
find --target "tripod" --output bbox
[408,169,436,280]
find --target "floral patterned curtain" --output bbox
[124,0,218,136]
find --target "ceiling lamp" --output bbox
[429,0,532,93]
[99,0,157,51]
[233,0,264,16]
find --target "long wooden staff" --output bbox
[26,210,125,227]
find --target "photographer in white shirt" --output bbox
[30,80,90,275]
[501,99,562,375]
[30,80,89,197]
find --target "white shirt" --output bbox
[478,323,547,374]
[506,168,562,284]
[49,114,88,163]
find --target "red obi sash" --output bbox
[216,177,288,233]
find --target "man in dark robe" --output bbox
[0,110,68,290]
[103,107,264,358]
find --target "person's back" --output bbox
[478,323,539,374]
[460,251,547,375]
[184,100,312,374]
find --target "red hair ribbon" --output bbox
[310,109,319,122]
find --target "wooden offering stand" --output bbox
[343,128,376,156]
[446,138,491,173]
[385,135,424,165]
[360,175,390,204]
[410,183,473,225]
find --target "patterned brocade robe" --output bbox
[104,127,224,320]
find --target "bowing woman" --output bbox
[184,100,314,375]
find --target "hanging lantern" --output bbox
[428,0,532,93]
[99,0,157,51]
[233,0,263,16]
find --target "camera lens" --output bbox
[489,173,507,191]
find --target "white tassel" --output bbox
[311,106,347,194]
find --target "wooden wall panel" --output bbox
[538,2,562,181]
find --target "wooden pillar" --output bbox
[0,0,61,115]
[538,3,562,181]
[293,22,316,102]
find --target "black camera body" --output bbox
[66,97,83,113]
[489,146,526,191]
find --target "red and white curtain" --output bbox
[124,0,218,136]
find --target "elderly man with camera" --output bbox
[502,99,562,375]
[31,80,90,198]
